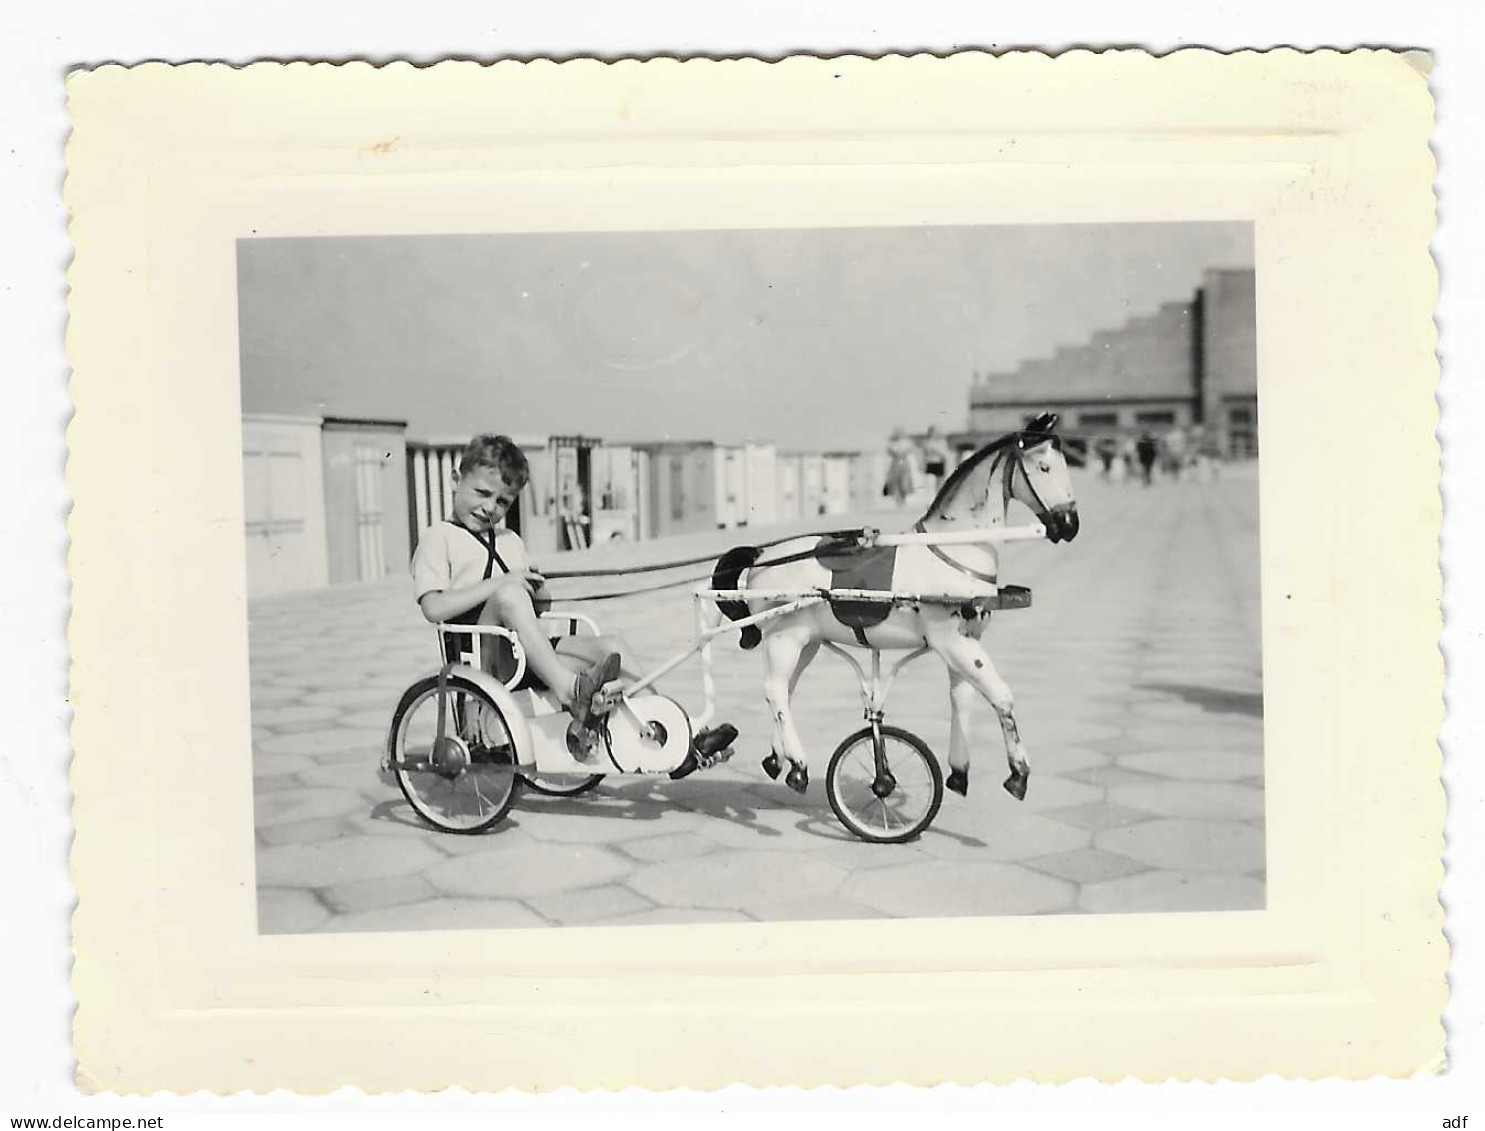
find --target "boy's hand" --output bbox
[493,568,545,600]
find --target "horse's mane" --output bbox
[917,431,1019,524]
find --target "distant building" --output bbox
[964,267,1258,458]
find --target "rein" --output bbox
[543,426,1060,603]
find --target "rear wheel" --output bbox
[520,772,603,797]
[388,675,523,833]
[825,724,943,844]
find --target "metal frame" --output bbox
[430,521,1048,755]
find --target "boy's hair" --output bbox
[459,434,530,487]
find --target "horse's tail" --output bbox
[712,545,764,650]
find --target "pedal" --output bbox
[697,745,735,771]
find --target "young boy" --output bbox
[412,434,734,770]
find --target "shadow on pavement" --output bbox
[374,774,863,843]
[1138,681,1264,718]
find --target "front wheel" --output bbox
[388,675,524,834]
[825,724,943,844]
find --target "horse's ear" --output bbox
[1026,411,1059,435]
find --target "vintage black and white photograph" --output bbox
[240,220,1262,933]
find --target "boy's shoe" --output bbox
[669,722,739,780]
[565,651,622,762]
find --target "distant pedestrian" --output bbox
[884,427,917,507]
[921,426,952,492]
[1161,425,1188,481]
[1095,435,1118,481]
[1135,432,1158,486]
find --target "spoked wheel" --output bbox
[520,772,603,797]
[825,724,943,844]
[388,675,523,834]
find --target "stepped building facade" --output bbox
[964,267,1258,458]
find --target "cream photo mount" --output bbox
[66,52,1442,1092]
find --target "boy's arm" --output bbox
[417,580,506,625]
[411,527,546,625]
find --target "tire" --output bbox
[387,675,523,834]
[825,724,943,844]
[520,773,604,797]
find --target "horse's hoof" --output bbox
[947,767,969,796]
[785,764,809,794]
[1002,769,1029,801]
[762,752,782,780]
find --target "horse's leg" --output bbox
[945,668,977,796]
[760,625,816,793]
[924,622,1031,800]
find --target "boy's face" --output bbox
[451,466,522,533]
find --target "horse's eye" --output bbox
[1038,461,1051,473]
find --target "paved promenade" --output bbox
[250,469,1265,933]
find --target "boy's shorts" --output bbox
[441,630,565,693]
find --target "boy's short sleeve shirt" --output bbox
[411,522,528,601]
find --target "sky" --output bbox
[238,221,1253,450]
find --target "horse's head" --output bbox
[1009,415,1080,543]
[919,411,1079,541]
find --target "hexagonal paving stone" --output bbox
[303,685,411,709]
[1126,699,1222,722]
[687,806,816,852]
[619,832,722,864]
[253,772,308,795]
[629,853,847,914]
[1025,719,1125,747]
[425,843,633,900]
[254,787,366,828]
[516,810,678,846]
[840,859,1075,917]
[295,759,391,796]
[1039,800,1153,832]
[1124,720,1262,753]
[251,703,342,729]
[258,887,331,934]
[1076,734,1158,757]
[258,816,358,847]
[1019,747,1110,776]
[1109,781,1265,822]
[1078,870,1265,913]
[1064,765,1167,790]
[1118,750,1265,782]
[250,684,302,706]
[1016,775,1104,813]
[602,906,756,927]
[320,872,439,915]
[258,727,386,759]
[301,667,399,692]
[748,894,884,922]
[806,839,931,872]
[406,820,538,851]
[319,897,549,933]
[527,885,655,925]
[257,834,444,888]
[915,807,1090,862]
[1095,818,1265,874]
[1021,847,1152,886]
[338,707,410,731]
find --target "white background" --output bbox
[1,1,1478,1121]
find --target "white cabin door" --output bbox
[242,417,328,596]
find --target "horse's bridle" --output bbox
[1003,433,1061,523]
[914,432,1061,585]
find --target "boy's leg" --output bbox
[557,633,641,683]
[556,630,737,773]
[481,589,587,708]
